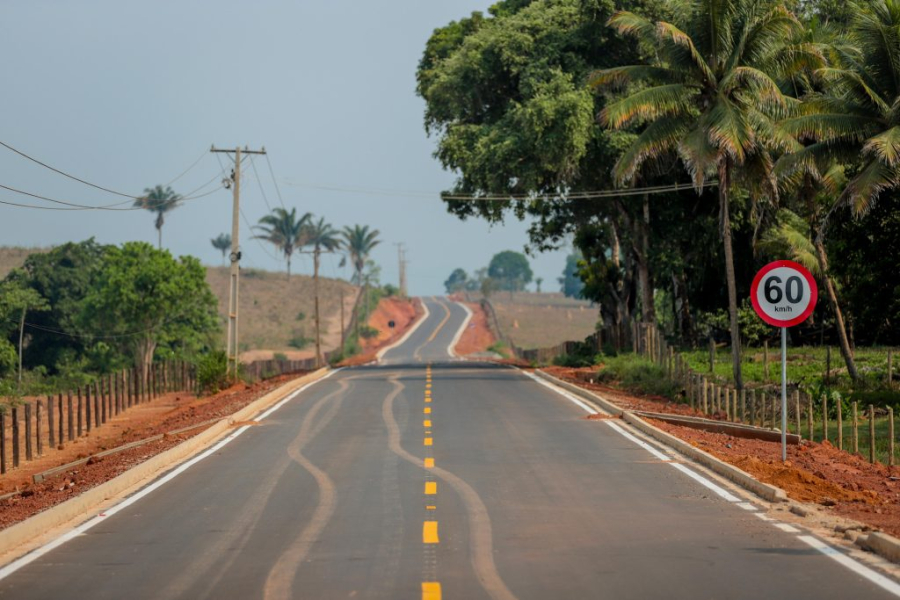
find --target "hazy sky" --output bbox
[1,1,572,296]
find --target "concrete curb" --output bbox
[534,370,788,503]
[859,532,900,563]
[0,368,331,563]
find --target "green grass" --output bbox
[597,354,678,399]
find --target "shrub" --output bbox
[273,352,288,362]
[359,325,380,339]
[196,350,229,394]
[288,335,311,350]
[597,355,678,399]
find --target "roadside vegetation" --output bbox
[418,0,900,400]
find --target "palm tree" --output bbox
[135,185,181,249]
[341,225,381,340]
[304,218,342,367]
[593,0,807,389]
[253,208,312,279]
[777,0,900,380]
[211,233,231,266]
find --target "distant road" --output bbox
[1,296,898,598]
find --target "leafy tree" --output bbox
[15,240,107,373]
[0,275,48,384]
[82,242,218,378]
[559,253,585,298]
[444,268,469,294]
[135,185,181,249]
[593,0,806,389]
[253,208,312,279]
[488,250,533,293]
[535,277,544,293]
[211,233,231,266]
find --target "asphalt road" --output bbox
[1,296,899,599]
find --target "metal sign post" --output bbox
[750,260,818,462]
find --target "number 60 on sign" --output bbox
[750,260,818,328]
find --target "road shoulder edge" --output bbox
[534,368,900,566]
[0,368,332,567]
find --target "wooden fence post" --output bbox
[100,378,107,425]
[69,391,75,441]
[761,392,767,428]
[807,394,813,441]
[94,382,101,427]
[25,403,33,461]
[869,404,876,464]
[837,399,843,451]
[47,395,55,450]
[35,400,42,457]
[0,413,5,474]
[58,393,65,447]
[84,386,91,434]
[750,389,757,426]
[12,407,20,467]
[852,401,859,454]
[889,407,895,467]
[822,394,829,443]
[740,389,746,423]
[772,394,778,429]
[794,391,801,435]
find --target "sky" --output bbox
[0,0,572,296]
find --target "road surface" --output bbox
[1,296,898,599]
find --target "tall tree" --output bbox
[135,185,181,249]
[778,0,900,378]
[593,0,806,389]
[488,250,533,295]
[444,268,469,294]
[304,218,342,367]
[253,208,312,280]
[210,233,232,266]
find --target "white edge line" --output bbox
[799,535,900,597]
[376,299,431,361]
[519,367,900,597]
[0,368,342,581]
[448,301,473,358]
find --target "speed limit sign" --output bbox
[750,260,818,462]
[750,260,818,327]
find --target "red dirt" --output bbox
[454,302,496,355]
[544,365,900,536]
[337,297,424,367]
[0,373,307,530]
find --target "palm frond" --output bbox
[843,157,898,215]
[612,117,689,184]
[656,22,717,84]
[862,125,900,167]
[601,84,697,129]
[589,66,679,90]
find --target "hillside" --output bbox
[487,292,598,350]
[0,247,358,359]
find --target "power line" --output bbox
[249,155,273,212]
[240,206,282,263]
[162,148,210,187]
[264,153,287,209]
[0,180,226,212]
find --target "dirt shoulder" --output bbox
[338,296,424,367]
[543,365,900,537]
[454,302,495,355]
[0,373,309,530]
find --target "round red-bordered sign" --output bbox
[750,260,818,328]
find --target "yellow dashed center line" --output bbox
[425,481,437,495]
[424,458,434,468]
[424,437,433,446]
[424,419,432,427]
[424,407,432,414]
[423,521,439,543]
[422,582,442,600]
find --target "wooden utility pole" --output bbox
[395,243,408,298]
[210,145,267,378]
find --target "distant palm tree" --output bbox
[253,208,312,279]
[341,225,381,340]
[341,225,381,286]
[135,185,181,249]
[304,218,342,367]
[211,233,231,266]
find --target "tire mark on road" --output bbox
[381,374,518,600]
[263,380,349,600]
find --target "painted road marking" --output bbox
[426,383,432,389]
[424,458,434,468]
[422,581,442,600]
[426,505,436,510]
[775,523,801,533]
[424,437,433,447]
[737,502,757,511]
[425,482,437,495]
[425,398,432,403]
[527,369,900,598]
[423,521,439,543]
[424,407,432,414]
[424,419,432,427]
[0,369,344,582]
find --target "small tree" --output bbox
[535,277,543,293]
[444,268,469,294]
[211,233,231,266]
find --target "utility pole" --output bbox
[210,145,267,379]
[395,242,408,298]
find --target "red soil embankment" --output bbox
[544,365,900,537]
[454,302,496,355]
[338,297,424,366]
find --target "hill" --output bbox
[486,292,598,350]
[0,246,49,279]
